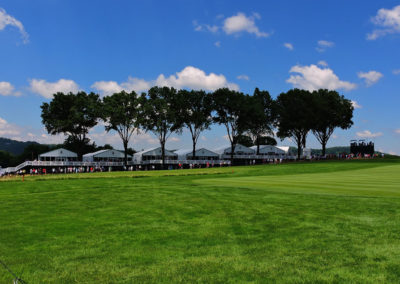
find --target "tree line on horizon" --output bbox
[40,87,354,166]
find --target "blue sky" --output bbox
[0,0,399,154]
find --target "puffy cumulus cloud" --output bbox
[236,74,249,81]
[91,81,122,96]
[0,117,64,144]
[0,81,16,96]
[286,64,357,91]
[351,100,362,109]
[358,71,383,86]
[0,8,29,43]
[356,130,383,138]
[0,117,20,136]
[316,40,334,52]
[367,5,400,40]
[283,43,293,50]
[93,66,239,95]
[91,77,151,96]
[223,12,269,38]
[29,79,80,99]
[156,66,239,91]
[194,12,270,39]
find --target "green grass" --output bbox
[1,158,400,283]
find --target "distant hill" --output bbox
[0,137,42,155]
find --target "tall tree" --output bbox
[140,86,181,168]
[40,92,101,159]
[213,88,248,165]
[102,90,141,166]
[175,90,213,160]
[246,88,275,154]
[275,89,313,159]
[311,89,354,156]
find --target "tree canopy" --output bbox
[311,89,354,156]
[140,86,182,168]
[40,91,101,158]
[102,90,141,166]
[275,89,314,159]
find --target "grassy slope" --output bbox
[0,159,400,283]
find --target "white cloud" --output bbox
[351,100,362,109]
[214,41,221,47]
[93,66,238,95]
[169,137,180,143]
[0,8,29,43]
[0,81,16,96]
[357,70,383,86]
[223,12,269,38]
[393,69,400,75]
[0,117,20,136]
[316,40,334,52]
[193,20,219,33]
[30,79,80,99]
[156,66,239,91]
[395,129,400,134]
[317,60,328,67]
[90,81,122,96]
[367,5,400,40]
[237,74,249,81]
[283,43,293,50]
[356,130,383,138]
[287,64,356,91]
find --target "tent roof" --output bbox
[213,144,254,154]
[83,149,130,158]
[39,148,77,158]
[175,148,219,156]
[134,147,177,157]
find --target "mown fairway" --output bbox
[1,159,400,283]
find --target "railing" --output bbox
[1,161,125,174]
[129,159,230,165]
[1,154,297,174]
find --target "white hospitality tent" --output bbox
[250,145,287,155]
[82,149,130,162]
[214,144,255,156]
[276,146,290,155]
[174,148,220,161]
[133,147,178,164]
[39,148,78,161]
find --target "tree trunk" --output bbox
[322,140,326,157]
[192,137,196,160]
[123,140,128,167]
[230,143,235,166]
[161,141,165,170]
[297,140,302,160]
[257,140,260,155]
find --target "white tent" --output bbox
[82,149,130,162]
[39,148,78,161]
[276,146,290,155]
[133,147,177,164]
[250,145,286,155]
[174,148,219,161]
[213,144,255,156]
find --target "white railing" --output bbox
[1,154,297,174]
[130,159,230,165]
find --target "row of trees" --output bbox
[40,87,354,166]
